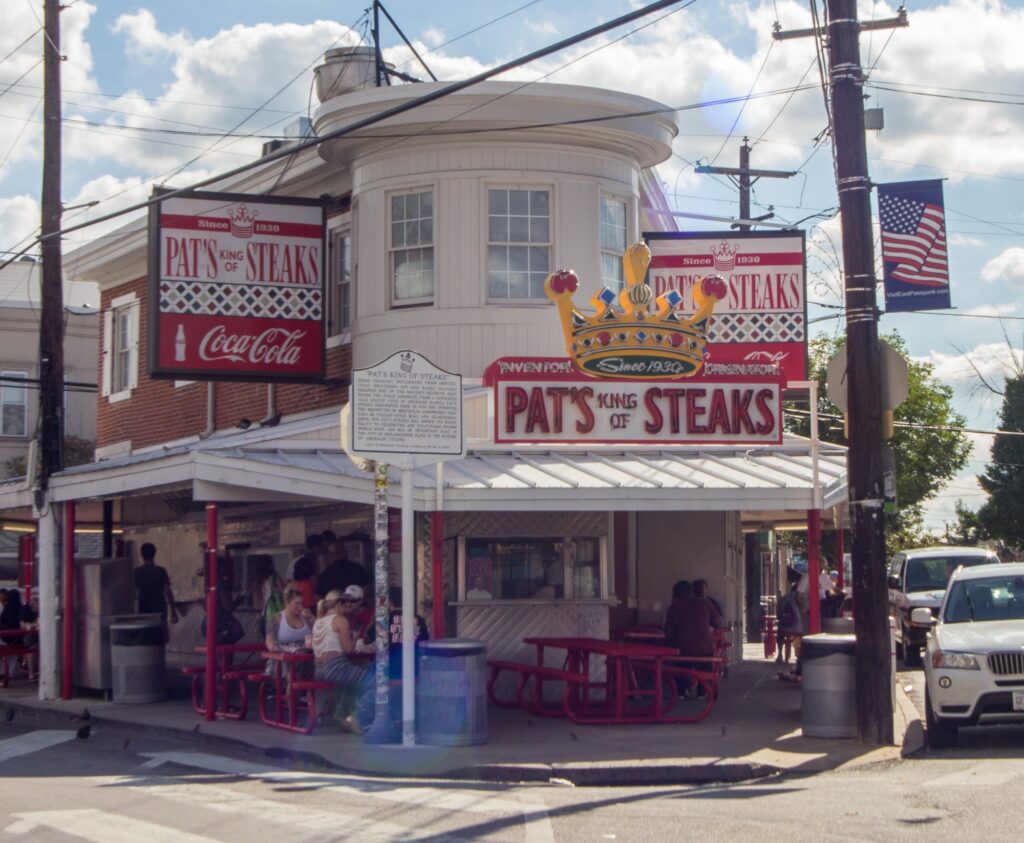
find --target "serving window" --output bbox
[459,535,606,601]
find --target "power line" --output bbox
[0,0,696,270]
[0,27,41,66]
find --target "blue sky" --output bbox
[2,0,1022,530]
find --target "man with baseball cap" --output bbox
[341,584,372,641]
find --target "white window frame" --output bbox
[327,220,353,344]
[388,187,434,308]
[486,185,553,304]
[102,291,139,403]
[599,194,630,292]
[0,370,28,438]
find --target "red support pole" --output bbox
[431,511,444,638]
[19,534,35,604]
[204,502,219,722]
[62,501,75,700]
[836,523,845,591]
[807,509,822,635]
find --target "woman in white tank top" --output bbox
[264,587,313,679]
[312,590,367,732]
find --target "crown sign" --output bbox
[710,240,740,272]
[399,352,415,372]
[227,203,259,239]
[545,242,727,380]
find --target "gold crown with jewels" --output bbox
[544,242,726,380]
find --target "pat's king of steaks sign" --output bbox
[148,189,327,382]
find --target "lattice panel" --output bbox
[445,511,606,538]
[710,311,805,344]
[160,280,322,320]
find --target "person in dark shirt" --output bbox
[135,543,179,639]
[315,545,368,598]
[356,586,429,733]
[665,578,724,657]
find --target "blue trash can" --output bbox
[417,639,487,746]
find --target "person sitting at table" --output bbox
[355,586,429,736]
[264,587,314,679]
[665,578,725,693]
[312,589,367,733]
[341,584,373,641]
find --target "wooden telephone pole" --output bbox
[774,1,907,743]
[39,0,64,488]
[695,138,796,230]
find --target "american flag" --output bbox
[878,189,949,287]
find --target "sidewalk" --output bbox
[0,644,922,786]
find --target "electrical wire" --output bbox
[707,38,775,166]
[0,27,41,66]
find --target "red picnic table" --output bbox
[259,650,373,735]
[521,636,721,724]
[0,629,38,687]
[187,643,265,720]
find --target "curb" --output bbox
[894,683,926,757]
[3,699,783,786]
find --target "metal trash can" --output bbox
[110,615,166,704]
[822,617,855,634]
[801,633,856,738]
[417,639,487,746]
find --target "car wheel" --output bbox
[925,686,958,749]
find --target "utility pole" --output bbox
[36,0,65,702]
[695,138,795,230]
[39,0,64,488]
[774,2,907,744]
[827,0,893,746]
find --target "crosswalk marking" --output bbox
[0,729,76,764]
[5,808,222,843]
[120,778,473,842]
[925,760,1024,787]
[141,749,548,817]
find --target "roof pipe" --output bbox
[259,383,280,427]
[198,382,216,440]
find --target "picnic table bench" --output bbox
[0,629,37,688]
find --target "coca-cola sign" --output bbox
[149,188,326,382]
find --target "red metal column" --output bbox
[431,511,444,638]
[836,524,845,591]
[19,534,35,604]
[807,509,822,635]
[62,500,75,700]
[204,502,219,721]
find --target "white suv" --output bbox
[918,562,1024,748]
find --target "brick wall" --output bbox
[97,277,352,450]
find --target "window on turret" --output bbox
[487,188,550,301]
[600,196,627,291]
[329,228,352,335]
[390,190,434,306]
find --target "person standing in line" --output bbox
[693,578,723,617]
[316,541,368,598]
[287,533,321,580]
[135,542,179,642]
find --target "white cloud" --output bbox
[421,27,445,49]
[524,19,558,36]
[112,9,191,59]
[963,303,1019,317]
[981,247,1024,286]
[0,195,40,253]
[948,233,985,248]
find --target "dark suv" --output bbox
[888,546,999,664]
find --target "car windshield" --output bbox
[944,575,1024,623]
[905,555,993,592]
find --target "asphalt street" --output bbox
[2,703,1024,842]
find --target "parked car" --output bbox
[888,546,999,665]
[917,562,1024,747]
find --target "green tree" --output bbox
[943,500,986,546]
[978,375,1024,548]
[786,332,971,555]
[1,435,94,479]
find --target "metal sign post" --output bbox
[364,461,394,744]
[342,350,464,746]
